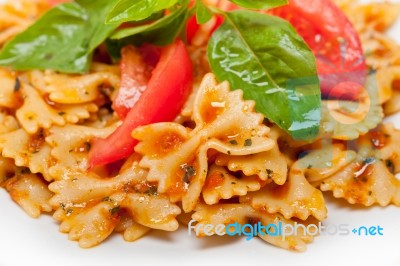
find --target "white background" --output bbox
[0,1,400,266]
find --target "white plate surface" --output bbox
[0,1,400,266]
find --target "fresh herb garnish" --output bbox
[181,164,196,183]
[110,0,189,43]
[0,0,321,141]
[208,10,321,141]
[0,0,120,73]
[195,0,213,24]
[106,0,179,24]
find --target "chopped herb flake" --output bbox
[109,206,121,215]
[84,141,91,152]
[14,77,21,92]
[364,157,375,165]
[266,169,274,179]
[386,159,395,174]
[244,139,252,147]
[181,164,196,183]
[102,196,112,202]
[144,186,158,196]
[229,140,238,145]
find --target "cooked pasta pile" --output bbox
[0,0,400,252]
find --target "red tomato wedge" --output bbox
[271,0,367,100]
[88,39,193,168]
[112,45,157,119]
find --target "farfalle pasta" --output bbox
[0,0,399,254]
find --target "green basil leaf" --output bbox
[196,0,213,24]
[106,0,178,24]
[208,10,321,140]
[110,2,188,43]
[110,0,189,47]
[229,0,288,9]
[0,0,119,74]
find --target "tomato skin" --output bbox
[271,0,367,100]
[112,46,153,119]
[187,16,201,44]
[88,39,193,167]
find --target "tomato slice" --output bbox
[112,45,154,119]
[88,39,193,168]
[271,0,367,100]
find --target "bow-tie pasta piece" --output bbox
[342,2,400,33]
[376,67,400,115]
[0,68,21,108]
[240,165,327,221]
[0,0,49,45]
[58,193,125,248]
[120,193,181,231]
[0,156,15,186]
[320,158,400,206]
[133,73,275,213]
[0,129,54,181]
[50,155,180,247]
[0,111,19,134]
[375,67,399,106]
[16,83,65,134]
[192,203,317,252]
[202,165,265,205]
[114,214,151,242]
[320,126,400,206]
[3,172,53,218]
[56,193,179,248]
[320,75,383,141]
[54,103,99,124]
[49,154,147,208]
[362,31,400,69]
[45,124,117,180]
[43,71,120,104]
[377,124,400,173]
[295,143,357,185]
[215,126,288,185]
